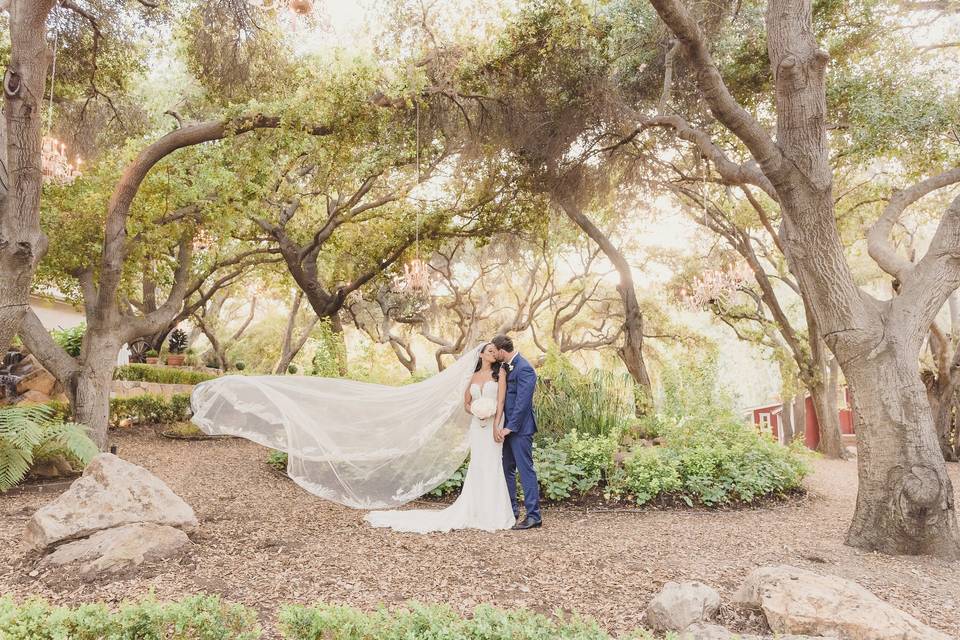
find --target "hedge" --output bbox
[0,597,658,640]
[33,393,192,427]
[114,364,218,385]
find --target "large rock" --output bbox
[37,523,191,579]
[24,454,197,551]
[17,364,57,396]
[681,624,830,640]
[734,565,950,640]
[646,581,721,631]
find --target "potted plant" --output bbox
[145,349,160,365]
[166,329,188,366]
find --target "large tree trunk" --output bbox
[68,363,115,451]
[844,349,960,557]
[0,1,57,355]
[779,395,795,444]
[811,356,846,458]
[792,393,807,446]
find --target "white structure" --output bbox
[29,293,85,331]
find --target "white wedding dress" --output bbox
[365,380,517,533]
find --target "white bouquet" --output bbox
[470,397,497,423]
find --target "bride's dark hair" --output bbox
[475,343,502,380]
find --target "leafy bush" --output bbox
[51,324,85,358]
[279,602,645,640]
[168,328,188,354]
[114,364,217,385]
[267,450,288,472]
[532,445,591,500]
[0,404,98,491]
[234,361,246,371]
[611,416,811,506]
[287,363,298,374]
[556,429,619,486]
[146,349,159,358]
[109,393,192,426]
[534,350,635,442]
[0,594,261,640]
[310,319,347,377]
[427,458,469,497]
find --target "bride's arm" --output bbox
[463,384,473,413]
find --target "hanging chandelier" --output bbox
[41,136,81,185]
[392,98,434,298]
[679,262,752,310]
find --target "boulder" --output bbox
[17,365,57,396]
[681,624,831,640]
[17,389,54,404]
[646,581,721,631]
[24,453,197,551]
[37,523,191,579]
[734,565,950,640]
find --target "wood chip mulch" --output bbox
[1,427,957,639]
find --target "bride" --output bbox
[190,342,516,532]
[365,343,516,532]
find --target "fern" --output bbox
[0,404,98,492]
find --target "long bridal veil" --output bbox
[190,344,481,509]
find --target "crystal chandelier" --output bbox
[41,136,82,185]
[397,258,432,294]
[679,262,752,310]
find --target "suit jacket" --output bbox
[503,354,537,435]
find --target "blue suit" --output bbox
[501,354,540,522]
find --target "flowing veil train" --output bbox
[190,344,482,509]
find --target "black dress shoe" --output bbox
[512,518,542,530]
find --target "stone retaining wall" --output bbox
[111,380,195,399]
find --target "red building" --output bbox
[745,387,855,450]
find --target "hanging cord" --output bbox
[414,98,421,263]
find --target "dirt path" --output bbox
[2,428,958,638]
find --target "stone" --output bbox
[17,365,57,396]
[733,565,950,640]
[680,624,830,640]
[24,453,197,551]
[37,523,191,579]
[17,389,53,404]
[646,581,721,632]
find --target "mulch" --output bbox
[1,426,957,639]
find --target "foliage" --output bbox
[266,450,288,473]
[51,324,85,358]
[532,444,594,501]
[0,404,97,491]
[279,601,648,640]
[234,361,246,371]
[0,594,261,640]
[109,393,192,426]
[114,364,217,385]
[426,459,469,497]
[310,319,347,377]
[168,328,189,354]
[287,363,298,374]
[535,350,635,443]
[147,349,160,358]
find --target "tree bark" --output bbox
[844,350,960,557]
[554,197,653,404]
[0,1,57,355]
[780,395,795,444]
[792,393,807,445]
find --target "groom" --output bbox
[491,334,542,530]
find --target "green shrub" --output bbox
[532,444,597,500]
[278,602,644,640]
[109,393,192,426]
[534,350,635,442]
[0,404,98,491]
[427,458,469,497]
[0,594,261,640]
[114,364,217,385]
[267,450,288,472]
[287,363,298,374]
[146,349,159,358]
[610,416,811,507]
[51,324,85,358]
[234,361,246,371]
[556,429,619,486]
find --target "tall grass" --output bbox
[534,365,635,442]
